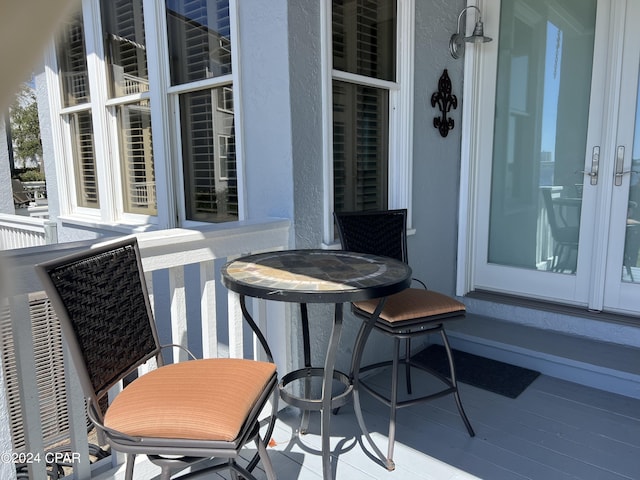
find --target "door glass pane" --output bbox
[166,0,231,86]
[623,70,640,283]
[180,87,237,222]
[488,0,596,274]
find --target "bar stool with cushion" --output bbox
[334,209,474,470]
[36,237,278,480]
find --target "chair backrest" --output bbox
[541,188,562,239]
[12,179,32,205]
[334,209,408,263]
[11,178,25,194]
[35,237,161,415]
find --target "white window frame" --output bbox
[217,133,231,180]
[166,0,244,227]
[45,0,163,229]
[321,0,415,244]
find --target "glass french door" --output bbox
[601,0,640,313]
[469,0,640,315]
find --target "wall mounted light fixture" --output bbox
[449,5,492,59]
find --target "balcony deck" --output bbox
[2,219,639,479]
[96,366,640,480]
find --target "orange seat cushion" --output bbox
[353,288,465,323]
[104,358,276,442]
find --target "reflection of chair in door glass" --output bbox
[624,221,640,281]
[541,188,580,273]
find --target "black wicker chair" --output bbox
[334,209,474,469]
[36,237,278,480]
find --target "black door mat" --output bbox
[412,344,541,399]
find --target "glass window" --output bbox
[332,0,396,81]
[117,101,156,215]
[56,11,90,107]
[179,87,237,222]
[54,0,157,220]
[167,0,237,224]
[101,0,149,98]
[331,0,396,214]
[166,0,232,85]
[333,80,389,211]
[69,111,99,208]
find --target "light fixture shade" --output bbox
[464,21,492,43]
[449,6,492,59]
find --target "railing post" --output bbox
[44,220,57,245]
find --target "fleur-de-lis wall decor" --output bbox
[431,69,457,138]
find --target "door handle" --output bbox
[614,145,630,186]
[580,146,599,185]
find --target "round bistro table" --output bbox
[221,249,412,480]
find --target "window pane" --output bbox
[69,111,99,208]
[180,87,237,222]
[166,0,232,85]
[56,11,90,107]
[333,80,388,212]
[488,0,596,272]
[332,0,396,81]
[101,0,149,98]
[117,101,156,215]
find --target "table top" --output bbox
[221,249,412,303]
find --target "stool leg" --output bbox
[441,330,475,437]
[351,299,395,471]
[125,454,135,480]
[387,337,401,463]
[405,337,412,395]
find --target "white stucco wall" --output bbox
[0,116,15,214]
[285,0,470,371]
[237,0,295,222]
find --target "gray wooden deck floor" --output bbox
[114,367,640,480]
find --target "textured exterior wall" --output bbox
[34,65,58,223]
[289,0,324,250]
[409,0,467,295]
[0,116,14,215]
[285,0,468,371]
[238,0,295,222]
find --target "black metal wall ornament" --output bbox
[431,69,457,137]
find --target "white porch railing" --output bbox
[0,218,291,479]
[0,214,57,249]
